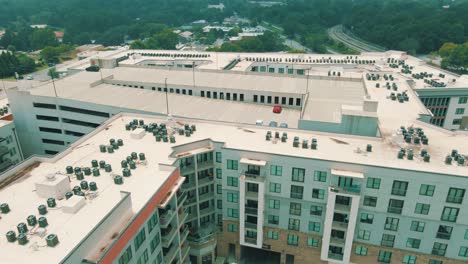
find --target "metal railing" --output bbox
[331,185,361,194]
[245,207,258,215]
[244,222,257,229]
[241,170,266,181]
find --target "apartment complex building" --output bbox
[0,99,23,172]
[1,112,467,264]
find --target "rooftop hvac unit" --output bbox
[61,195,86,214]
[35,174,71,199]
[130,128,146,139]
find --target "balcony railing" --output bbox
[198,191,214,202]
[163,244,178,263]
[330,185,361,195]
[198,176,214,186]
[334,203,351,212]
[181,181,196,190]
[330,237,345,245]
[436,232,451,240]
[332,221,348,230]
[245,207,258,215]
[244,222,257,229]
[197,160,214,170]
[245,237,257,245]
[177,192,187,205]
[241,170,266,181]
[328,253,343,261]
[290,192,303,199]
[160,210,175,227]
[199,206,214,216]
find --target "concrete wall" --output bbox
[299,114,379,137]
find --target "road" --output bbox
[328,25,386,53]
[280,36,314,53]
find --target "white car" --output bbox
[255,120,263,126]
[26,75,33,80]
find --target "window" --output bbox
[391,180,408,196]
[216,168,222,179]
[310,205,323,216]
[278,68,284,74]
[228,224,238,232]
[240,94,244,101]
[406,238,421,249]
[360,213,374,224]
[288,97,294,105]
[217,184,222,194]
[290,185,303,199]
[453,119,462,125]
[312,189,324,199]
[377,250,392,263]
[227,159,238,170]
[415,203,430,215]
[269,183,281,193]
[446,187,465,204]
[39,127,62,134]
[363,196,377,207]
[59,105,110,118]
[289,202,301,216]
[253,95,258,102]
[147,212,158,234]
[201,91,205,97]
[215,152,222,163]
[269,199,280,209]
[217,199,222,209]
[387,199,404,214]
[268,215,279,225]
[307,237,319,247]
[287,234,299,246]
[227,208,239,218]
[410,220,425,232]
[288,218,300,231]
[260,95,265,103]
[314,171,327,182]
[36,115,59,121]
[381,234,395,247]
[436,225,453,240]
[227,176,238,187]
[64,130,85,137]
[33,102,56,109]
[428,260,443,264]
[465,229,468,240]
[357,230,370,240]
[42,138,65,145]
[270,165,282,176]
[227,192,238,203]
[402,255,417,264]
[355,246,368,256]
[287,69,294,75]
[136,249,149,264]
[296,98,301,106]
[441,206,459,222]
[282,97,286,104]
[459,247,468,257]
[291,168,305,182]
[455,108,465,115]
[267,231,278,240]
[432,242,447,256]
[308,221,320,232]
[149,232,160,254]
[458,97,468,104]
[366,177,381,189]
[134,228,146,251]
[118,245,133,264]
[44,150,59,155]
[420,184,435,196]
[62,118,99,128]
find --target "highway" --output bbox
[328,25,386,53]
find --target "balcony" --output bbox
[199,206,214,217]
[198,191,214,203]
[290,192,303,199]
[244,222,257,230]
[241,170,266,182]
[246,191,259,200]
[161,226,177,247]
[197,160,214,171]
[198,176,214,186]
[245,237,257,245]
[330,237,346,245]
[181,181,196,191]
[0,146,9,157]
[177,192,188,206]
[180,164,195,175]
[180,226,190,242]
[179,211,189,225]
[334,203,350,212]
[328,253,344,261]
[188,223,217,247]
[160,209,176,228]
[184,196,197,206]
[330,185,361,195]
[181,244,190,261]
[245,207,258,216]
[163,244,178,264]
[436,232,451,240]
[332,221,348,230]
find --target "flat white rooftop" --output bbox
[1,110,468,262]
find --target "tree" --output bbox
[48,68,59,79]
[439,43,457,57]
[40,46,61,63]
[29,28,57,50]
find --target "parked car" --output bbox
[273,105,282,113]
[26,75,33,80]
[280,123,288,128]
[269,121,278,127]
[255,120,263,126]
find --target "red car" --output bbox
[273,105,282,113]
